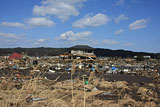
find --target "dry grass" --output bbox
[0,71,159,107]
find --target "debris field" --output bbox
[0,53,159,107]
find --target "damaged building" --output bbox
[69,45,96,59]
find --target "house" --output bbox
[134,55,151,59]
[8,52,22,60]
[69,45,96,59]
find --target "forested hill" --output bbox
[0,48,68,56]
[0,47,159,58]
[94,48,159,58]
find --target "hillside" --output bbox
[0,47,159,58]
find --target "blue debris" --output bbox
[13,66,17,69]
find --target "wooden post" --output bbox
[83,76,86,107]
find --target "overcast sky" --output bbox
[0,0,160,53]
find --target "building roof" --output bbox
[70,45,93,50]
[8,52,22,60]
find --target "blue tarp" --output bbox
[13,66,17,69]
[112,67,116,70]
[91,67,95,71]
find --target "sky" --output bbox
[0,0,160,53]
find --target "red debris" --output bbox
[15,74,21,77]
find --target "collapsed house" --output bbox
[69,45,96,59]
[59,52,72,59]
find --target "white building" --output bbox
[69,45,96,59]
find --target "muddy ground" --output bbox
[44,71,153,83]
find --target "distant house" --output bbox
[134,56,151,59]
[143,56,151,59]
[69,45,96,59]
[8,52,22,60]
